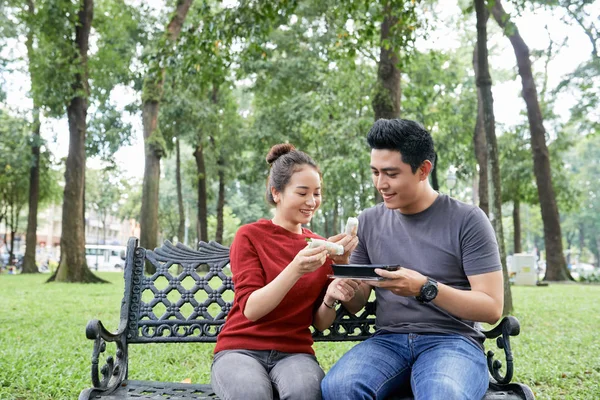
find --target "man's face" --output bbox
[370,149,423,211]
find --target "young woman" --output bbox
[210,143,359,400]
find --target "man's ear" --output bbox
[419,160,433,181]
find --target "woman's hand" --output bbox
[327,233,359,265]
[323,278,361,306]
[289,244,329,277]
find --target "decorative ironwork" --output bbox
[126,240,232,343]
[482,315,521,384]
[313,300,377,341]
[80,380,218,399]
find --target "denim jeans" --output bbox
[211,349,325,400]
[321,332,488,400]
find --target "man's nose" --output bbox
[375,175,388,190]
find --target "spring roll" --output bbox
[306,238,344,255]
[344,217,359,236]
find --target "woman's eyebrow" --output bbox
[295,185,320,190]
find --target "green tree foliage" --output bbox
[86,167,130,243]
[0,111,60,262]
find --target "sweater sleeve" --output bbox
[229,227,266,314]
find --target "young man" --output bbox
[321,119,504,400]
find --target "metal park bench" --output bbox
[79,237,535,399]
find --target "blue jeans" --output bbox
[211,349,325,400]
[321,332,488,400]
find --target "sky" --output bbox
[0,0,597,180]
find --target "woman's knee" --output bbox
[211,352,273,400]
[273,355,325,400]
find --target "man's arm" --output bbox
[370,268,503,324]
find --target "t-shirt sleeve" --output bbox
[229,228,266,313]
[461,207,502,276]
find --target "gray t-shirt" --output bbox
[350,194,502,346]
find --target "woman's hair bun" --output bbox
[266,143,296,165]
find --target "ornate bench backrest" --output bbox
[120,237,377,344]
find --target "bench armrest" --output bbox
[481,315,520,385]
[84,319,129,393]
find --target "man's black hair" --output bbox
[367,118,436,173]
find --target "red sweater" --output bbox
[214,219,333,355]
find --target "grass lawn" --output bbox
[0,272,598,400]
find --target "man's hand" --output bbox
[327,233,359,265]
[368,267,427,297]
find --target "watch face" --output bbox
[423,284,437,300]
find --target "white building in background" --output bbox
[0,203,139,265]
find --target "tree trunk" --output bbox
[102,217,107,244]
[176,137,185,244]
[513,198,521,254]
[216,154,225,244]
[491,0,571,281]
[371,4,400,204]
[193,145,208,243]
[372,4,400,120]
[472,45,489,217]
[49,0,104,283]
[475,0,512,315]
[22,0,40,274]
[140,0,193,261]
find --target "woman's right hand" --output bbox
[290,244,328,277]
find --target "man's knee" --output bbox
[322,372,365,400]
[414,376,486,400]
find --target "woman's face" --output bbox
[273,166,322,227]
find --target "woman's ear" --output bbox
[271,187,280,203]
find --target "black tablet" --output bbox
[330,264,400,280]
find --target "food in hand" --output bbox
[306,238,344,255]
[344,217,359,236]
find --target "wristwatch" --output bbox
[416,277,438,303]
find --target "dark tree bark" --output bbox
[491,0,571,281]
[372,4,400,120]
[472,45,490,217]
[216,155,225,244]
[371,4,400,205]
[513,198,522,254]
[475,0,512,315]
[49,0,105,283]
[175,137,185,244]
[193,145,208,243]
[22,0,40,274]
[140,0,193,264]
